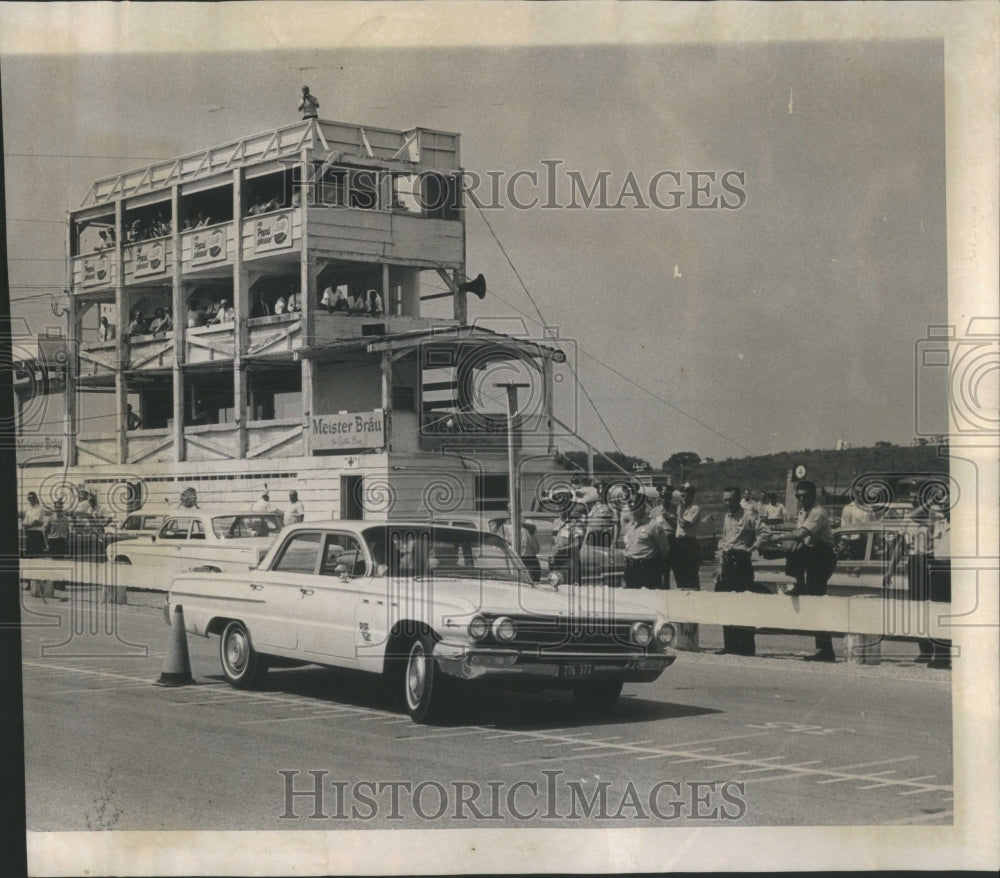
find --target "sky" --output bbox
[1,3,950,465]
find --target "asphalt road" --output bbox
[21,588,952,830]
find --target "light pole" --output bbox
[497,382,529,556]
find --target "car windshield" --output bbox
[211,514,283,539]
[363,526,528,582]
[489,515,557,556]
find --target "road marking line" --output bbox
[22,659,153,685]
[823,755,919,773]
[816,776,855,785]
[239,708,359,725]
[898,787,941,797]
[48,680,155,695]
[900,775,937,783]
[664,732,771,748]
[501,751,622,767]
[881,810,953,824]
[395,729,485,742]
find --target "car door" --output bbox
[828,530,870,594]
[298,531,373,663]
[247,530,325,652]
[128,516,191,590]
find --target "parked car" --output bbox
[487,513,626,587]
[754,523,915,596]
[104,511,167,547]
[109,509,283,590]
[167,522,677,722]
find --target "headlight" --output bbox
[468,615,490,641]
[492,616,517,642]
[630,621,653,647]
[655,622,676,648]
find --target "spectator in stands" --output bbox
[761,492,787,525]
[715,486,770,656]
[287,291,300,312]
[44,501,70,558]
[208,299,234,324]
[782,479,837,661]
[148,307,170,334]
[273,295,287,316]
[740,489,758,515]
[22,492,49,557]
[98,315,116,342]
[127,309,149,336]
[349,287,368,314]
[671,483,702,589]
[840,487,873,526]
[187,300,206,328]
[331,286,351,313]
[126,404,142,431]
[366,289,384,316]
[251,292,270,319]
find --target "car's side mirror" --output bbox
[334,563,349,581]
[376,563,388,576]
[151,535,156,543]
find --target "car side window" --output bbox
[873,532,903,563]
[190,520,206,540]
[272,532,322,574]
[160,518,191,540]
[321,534,368,577]
[834,532,867,562]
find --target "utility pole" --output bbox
[497,382,529,556]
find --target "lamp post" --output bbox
[497,382,529,556]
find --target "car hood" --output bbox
[410,574,667,622]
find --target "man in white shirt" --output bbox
[839,488,872,526]
[671,482,702,589]
[284,491,305,524]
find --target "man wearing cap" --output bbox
[671,483,702,589]
[782,479,837,661]
[621,493,671,589]
[716,486,769,655]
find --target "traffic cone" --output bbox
[157,604,194,686]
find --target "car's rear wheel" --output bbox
[403,634,448,724]
[573,679,623,713]
[220,620,268,689]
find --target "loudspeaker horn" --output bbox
[457,273,486,299]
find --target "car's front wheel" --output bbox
[573,679,623,714]
[403,634,448,724]
[220,620,268,689]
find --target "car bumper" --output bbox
[433,641,675,683]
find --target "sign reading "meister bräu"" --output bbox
[311,410,385,452]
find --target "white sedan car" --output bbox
[167,522,677,723]
[109,509,283,591]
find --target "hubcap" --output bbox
[226,629,247,674]
[406,642,426,707]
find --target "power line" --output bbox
[481,283,755,456]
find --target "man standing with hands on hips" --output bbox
[782,479,838,662]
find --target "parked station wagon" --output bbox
[167,522,677,723]
[754,524,914,596]
[109,509,283,590]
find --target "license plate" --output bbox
[558,662,594,678]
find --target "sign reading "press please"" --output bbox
[311,410,384,452]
